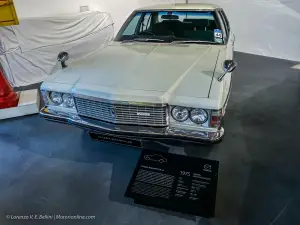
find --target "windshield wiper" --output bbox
[170,40,216,45]
[122,38,165,43]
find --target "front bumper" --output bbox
[40,107,224,144]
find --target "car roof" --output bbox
[136,3,221,11]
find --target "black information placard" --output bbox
[125,150,219,218]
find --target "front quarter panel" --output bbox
[40,81,74,94]
[222,31,235,111]
[208,47,231,111]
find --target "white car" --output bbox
[40,3,237,145]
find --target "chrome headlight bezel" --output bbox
[170,105,210,126]
[190,108,209,124]
[49,92,63,105]
[62,93,75,108]
[171,106,189,122]
[42,90,75,109]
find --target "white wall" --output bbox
[189,0,300,62]
[13,0,300,61]
[13,0,143,33]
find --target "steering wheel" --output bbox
[137,31,155,36]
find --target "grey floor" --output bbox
[1,52,300,225]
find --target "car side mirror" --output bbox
[57,52,69,69]
[224,60,237,73]
[218,60,237,81]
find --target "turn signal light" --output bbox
[210,110,222,128]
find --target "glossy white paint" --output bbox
[41,42,229,110]
[41,4,236,137]
[40,4,236,142]
[291,64,300,70]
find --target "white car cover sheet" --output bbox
[0,11,114,87]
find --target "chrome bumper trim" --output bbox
[39,107,224,144]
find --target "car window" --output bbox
[122,12,142,35]
[115,10,224,44]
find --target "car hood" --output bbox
[44,42,223,108]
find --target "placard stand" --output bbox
[125,149,219,219]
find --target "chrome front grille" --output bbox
[74,97,167,127]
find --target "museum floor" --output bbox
[1,52,300,225]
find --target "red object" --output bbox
[210,110,223,128]
[210,115,222,128]
[0,68,19,109]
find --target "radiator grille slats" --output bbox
[74,97,167,126]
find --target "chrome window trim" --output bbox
[115,9,226,44]
[219,9,230,33]
[137,9,220,12]
[215,9,228,44]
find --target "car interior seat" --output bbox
[182,19,214,41]
[152,21,174,36]
[160,20,184,37]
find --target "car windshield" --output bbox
[115,10,224,44]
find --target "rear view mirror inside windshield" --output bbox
[161,15,179,20]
